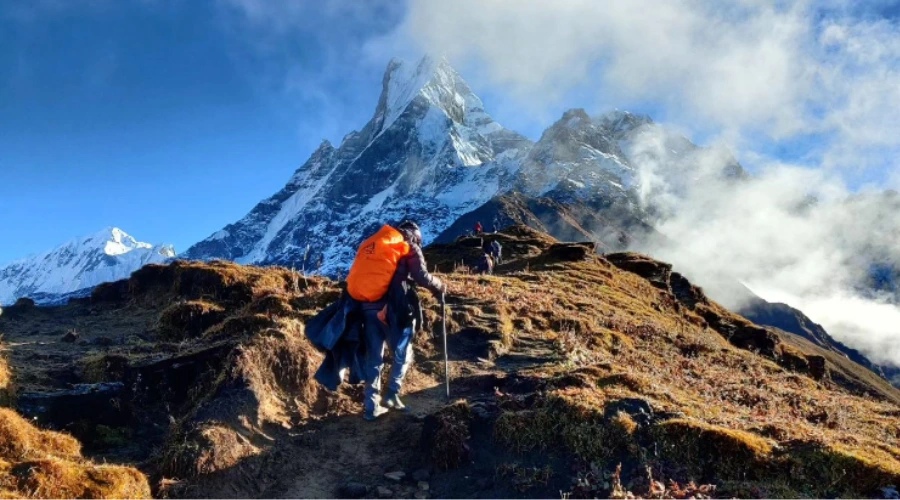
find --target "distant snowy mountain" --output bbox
[0,228,175,305]
[185,56,737,272]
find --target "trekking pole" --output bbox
[441,291,450,400]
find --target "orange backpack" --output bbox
[346,225,411,302]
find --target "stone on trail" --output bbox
[337,482,368,499]
[384,471,406,481]
[411,468,430,482]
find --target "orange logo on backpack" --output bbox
[346,225,411,302]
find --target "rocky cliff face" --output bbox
[184,56,529,274]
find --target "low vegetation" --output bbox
[0,408,149,498]
[0,225,898,498]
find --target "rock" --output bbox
[414,492,428,499]
[18,383,128,428]
[384,471,406,481]
[604,398,653,425]
[61,330,79,343]
[807,354,828,380]
[337,482,368,499]
[376,486,393,498]
[13,297,35,309]
[91,336,115,347]
[417,481,430,491]
[882,486,900,499]
[605,253,672,290]
[411,468,431,482]
[542,242,596,262]
[475,477,493,490]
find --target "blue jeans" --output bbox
[363,310,415,411]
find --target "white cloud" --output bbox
[629,135,900,366]
[378,0,900,174]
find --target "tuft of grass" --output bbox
[158,300,226,340]
[0,409,149,498]
[652,418,774,479]
[424,401,473,471]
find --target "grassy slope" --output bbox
[0,226,898,497]
[423,227,900,497]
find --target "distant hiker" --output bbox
[346,221,446,421]
[474,221,484,235]
[490,240,502,265]
[476,252,494,275]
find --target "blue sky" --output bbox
[2,0,898,265]
[0,1,403,264]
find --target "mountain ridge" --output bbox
[183,56,735,272]
[0,227,174,305]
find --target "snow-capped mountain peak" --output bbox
[184,56,739,276]
[81,227,157,256]
[0,228,175,305]
[185,55,532,269]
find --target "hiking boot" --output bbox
[383,394,408,412]
[364,405,388,421]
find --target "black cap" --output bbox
[397,220,423,246]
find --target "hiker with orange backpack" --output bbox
[346,221,446,421]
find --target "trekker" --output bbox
[346,221,446,421]
[476,252,494,275]
[490,239,502,265]
[474,221,484,235]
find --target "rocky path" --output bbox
[261,317,563,499]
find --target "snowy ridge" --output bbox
[185,56,741,275]
[0,227,175,305]
[184,55,530,272]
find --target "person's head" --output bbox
[397,220,423,247]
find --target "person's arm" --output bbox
[405,244,444,297]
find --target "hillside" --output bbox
[0,226,899,498]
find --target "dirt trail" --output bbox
[261,315,563,499]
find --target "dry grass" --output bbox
[2,226,899,497]
[0,409,149,498]
[0,354,13,408]
[422,401,473,471]
[158,300,226,340]
[420,227,900,497]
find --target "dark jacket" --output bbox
[307,230,441,390]
[394,239,443,298]
[306,291,366,391]
[476,253,494,275]
[307,275,426,391]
